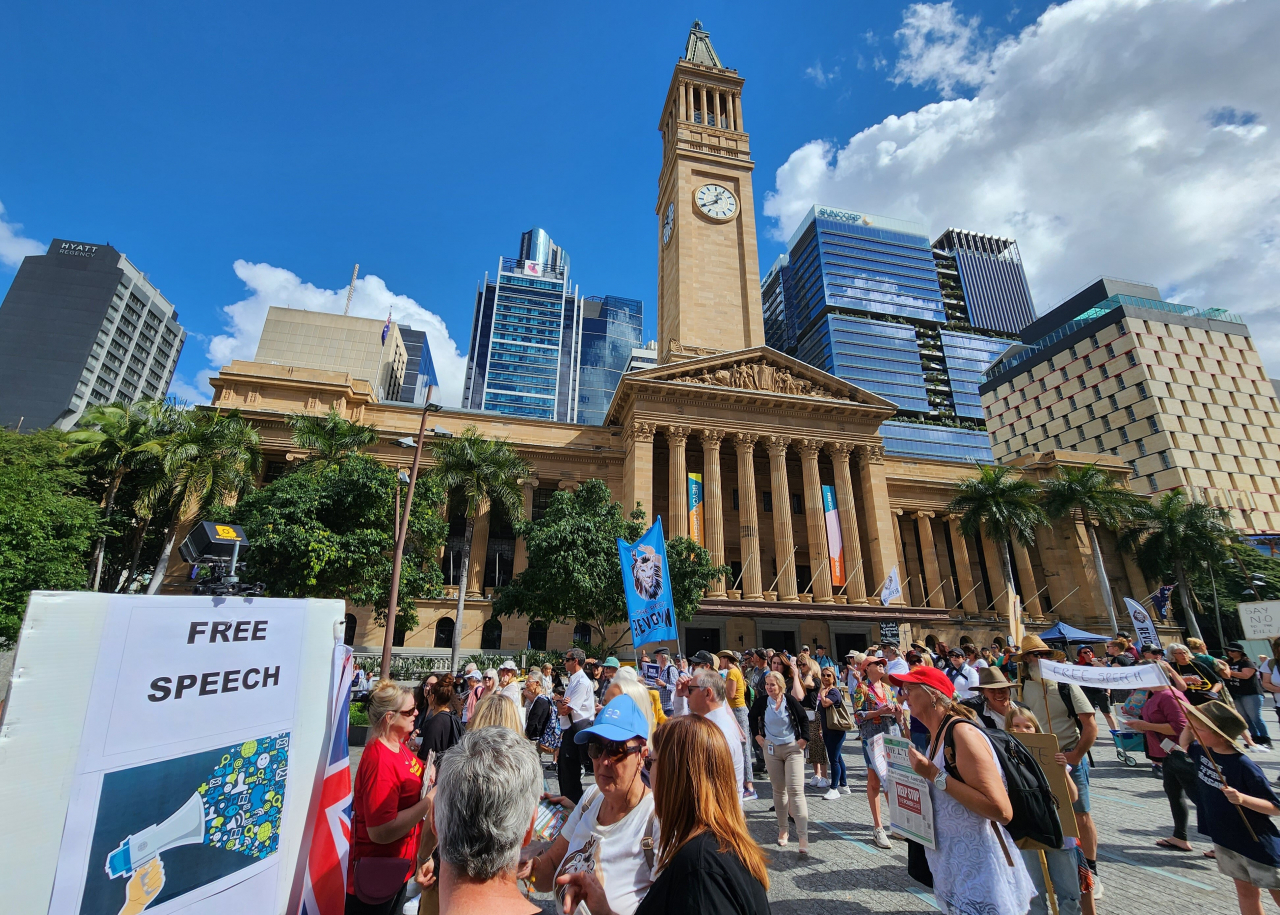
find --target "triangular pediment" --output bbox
[606,346,897,425]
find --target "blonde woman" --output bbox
[468,690,522,733]
[602,666,659,734]
[749,668,811,853]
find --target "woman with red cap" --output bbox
[890,665,1035,915]
[853,655,903,849]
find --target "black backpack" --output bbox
[940,717,1064,850]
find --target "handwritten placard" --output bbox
[1239,602,1280,640]
[1011,731,1079,841]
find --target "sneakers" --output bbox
[841,785,852,795]
[816,777,830,788]
[742,788,759,801]
[823,787,841,800]
[873,827,892,849]
[809,775,822,787]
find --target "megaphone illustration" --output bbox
[105,791,206,878]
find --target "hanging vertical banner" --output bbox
[1124,597,1161,648]
[687,473,704,546]
[617,517,679,647]
[881,566,903,607]
[822,485,845,587]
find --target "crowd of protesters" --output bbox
[341,630,1280,915]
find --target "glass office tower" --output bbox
[767,205,1032,463]
[574,295,643,426]
[933,229,1037,336]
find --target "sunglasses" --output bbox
[397,707,417,718]
[586,739,644,761]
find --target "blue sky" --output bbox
[3,0,1278,404]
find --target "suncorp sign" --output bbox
[816,207,874,227]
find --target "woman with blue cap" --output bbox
[518,694,657,915]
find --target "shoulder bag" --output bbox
[824,689,854,731]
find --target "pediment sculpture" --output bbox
[674,360,847,400]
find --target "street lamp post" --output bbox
[380,402,442,680]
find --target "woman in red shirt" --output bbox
[348,680,433,914]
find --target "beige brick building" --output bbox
[982,278,1280,540]
[254,306,407,402]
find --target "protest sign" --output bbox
[1124,597,1161,649]
[617,518,679,648]
[1010,731,1079,841]
[1036,657,1168,690]
[883,736,935,848]
[867,733,889,785]
[640,662,662,682]
[1238,601,1280,640]
[880,621,901,645]
[0,592,344,915]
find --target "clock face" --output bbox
[695,184,737,220]
[662,202,675,246]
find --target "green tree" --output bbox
[0,429,102,646]
[431,426,528,671]
[1121,489,1233,643]
[65,400,174,590]
[1041,463,1146,637]
[231,453,447,629]
[287,407,380,473]
[141,409,263,593]
[948,464,1046,633]
[493,480,729,653]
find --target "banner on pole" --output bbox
[880,566,902,607]
[618,517,679,648]
[1123,597,1161,649]
[822,485,845,587]
[687,473,704,547]
[1036,657,1169,690]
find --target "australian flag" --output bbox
[381,311,392,346]
[298,645,355,915]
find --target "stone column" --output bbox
[947,515,978,617]
[466,497,490,599]
[734,93,743,132]
[700,86,708,125]
[512,474,538,575]
[1012,541,1045,618]
[733,433,763,600]
[893,509,913,604]
[688,83,695,123]
[623,421,656,525]
[825,443,867,601]
[700,429,726,597]
[677,80,686,120]
[763,435,797,601]
[666,425,690,538]
[713,90,722,128]
[798,439,833,603]
[914,511,946,610]
[857,444,902,604]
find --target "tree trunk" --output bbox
[449,518,474,673]
[1174,560,1204,642]
[89,469,125,591]
[146,524,178,595]
[1087,523,1120,637]
[120,515,152,592]
[999,541,1022,644]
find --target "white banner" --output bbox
[880,566,902,607]
[1124,598,1161,649]
[1036,657,1169,690]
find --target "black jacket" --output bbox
[525,694,553,741]
[749,690,809,743]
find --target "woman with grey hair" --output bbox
[1169,642,1223,707]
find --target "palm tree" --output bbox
[1121,489,1233,642]
[1042,463,1146,637]
[431,426,527,671]
[142,409,263,593]
[65,400,171,590]
[288,407,379,473]
[948,464,1047,638]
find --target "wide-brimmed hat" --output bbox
[1187,699,1248,748]
[499,659,518,671]
[1011,634,1067,662]
[973,667,1015,690]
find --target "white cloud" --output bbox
[765,0,1280,378]
[184,261,467,407]
[804,60,840,88]
[0,200,45,268]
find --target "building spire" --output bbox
[683,19,723,68]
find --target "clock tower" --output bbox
[656,22,765,364]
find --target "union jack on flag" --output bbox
[299,645,355,915]
[381,311,392,346]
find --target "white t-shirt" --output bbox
[886,657,910,676]
[703,703,745,804]
[499,680,525,726]
[555,786,657,915]
[972,658,990,669]
[1262,660,1280,707]
[948,663,981,700]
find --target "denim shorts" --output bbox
[1068,751,1091,814]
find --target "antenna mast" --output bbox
[343,264,359,315]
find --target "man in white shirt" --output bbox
[883,643,910,677]
[680,668,745,806]
[554,648,596,803]
[944,647,980,700]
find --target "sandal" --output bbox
[1155,839,1192,852]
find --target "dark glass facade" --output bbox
[575,295,642,426]
[932,229,1037,335]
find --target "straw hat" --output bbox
[973,667,1016,690]
[1187,699,1248,748]
[1010,634,1066,662]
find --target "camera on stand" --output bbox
[179,521,266,597]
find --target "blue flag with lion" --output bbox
[617,517,678,647]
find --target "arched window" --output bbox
[434,617,455,649]
[528,621,548,651]
[959,635,974,647]
[343,614,357,646]
[573,622,593,646]
[993,636,1006,649]
[925,634,938,650]
[481,618,502,650]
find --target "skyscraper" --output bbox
[462,228,642,424]
[765,206,1026,463]
[933,228,1037,336]
[395,326,438,405]
[0,239,186,430]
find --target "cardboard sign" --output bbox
[1010,730,1080,841]
[884,736,935,849]
[1239,602,1280,640]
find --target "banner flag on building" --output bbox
[822,485,845,587]
[1124,597,1161,649]
[687,473,704,546]
[1151,584,1174,621]
[298,644,355,915]
[881,566,902,607]
[617,517,679,647]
